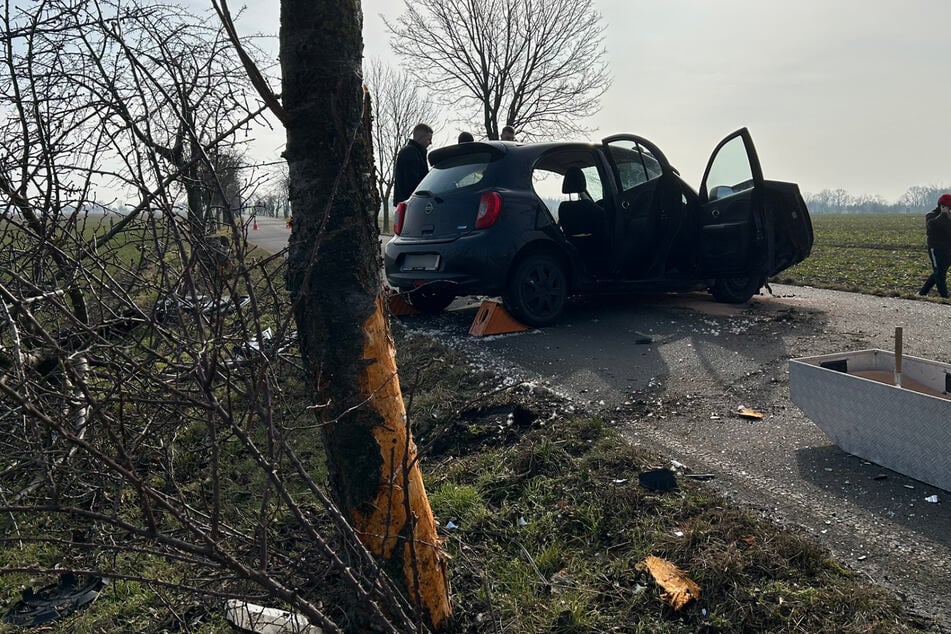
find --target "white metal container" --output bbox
[789,349,951,492]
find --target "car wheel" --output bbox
[503,254,567,327]
[408,286,455,314]
[710,275,765,304]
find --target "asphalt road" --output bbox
[241,215,291,253]
[249,220,951,629]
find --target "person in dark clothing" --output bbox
[392,123,433,206]
[500,125,516,141]
[918,193,951,298]
[457,131,474,143]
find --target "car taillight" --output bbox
[394,202,407,235]
[475,192,502,229]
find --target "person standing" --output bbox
[392,123,433,206]
[457,131,474,143]
[918,193,951,298]
[500,125,516,141]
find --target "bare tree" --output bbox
[900,185,948,213]
[387,0,611,140]
[200,148,248,228]
[365,59,440,231]
[0,0,453,628]
[0,1,434,631]
[83,1,266,237]
[275,0,453,628]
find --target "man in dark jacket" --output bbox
[392,123,433,206]
[918,193,951,298]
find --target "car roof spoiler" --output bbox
[428,141,506,166]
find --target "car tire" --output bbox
[503,254,567,327]
[710,275,765,304]
[408,286,455,314]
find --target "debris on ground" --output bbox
[638,468,677,491]
[736,406,765,420]
[2,573,105,627]
[224,599,322,634]
[640,555,701,610]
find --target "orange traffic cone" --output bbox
[469,300,529,336]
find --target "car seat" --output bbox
[558,167,608,272]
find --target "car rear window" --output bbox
[417,152,492,192]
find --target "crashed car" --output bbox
[384,128,813,326]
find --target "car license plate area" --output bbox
[400,254,440,271]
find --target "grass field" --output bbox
[773,213,946,301]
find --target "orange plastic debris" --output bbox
[737,407,764,420]
[642,555,701,610]
[468,300,529,336]
[387,292,420,317]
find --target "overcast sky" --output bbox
[222,1,950,202]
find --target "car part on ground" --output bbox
[2,574,105,627]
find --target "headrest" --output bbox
[562,167,586,194]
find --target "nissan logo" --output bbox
[424,202,434,214]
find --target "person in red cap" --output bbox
[918,193,951,298]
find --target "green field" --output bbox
[773,213,945,300]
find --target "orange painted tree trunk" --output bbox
[280,1,451,630]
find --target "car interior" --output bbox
[557,167,610,267]
[533,150,613,274]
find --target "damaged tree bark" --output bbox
[279,1,451,630]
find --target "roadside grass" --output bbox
[773,214,945,300]
[0,215,938,632]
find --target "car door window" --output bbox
[606,142,662,192]
[705,136,754,200]
[580,166,604,201]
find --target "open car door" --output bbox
[696,128,766,275]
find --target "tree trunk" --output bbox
[280,2,451,630]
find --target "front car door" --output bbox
[696,128,766,275]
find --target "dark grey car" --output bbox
[384,128,812,326]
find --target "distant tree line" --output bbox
[805,184,951,214]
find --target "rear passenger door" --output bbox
[601,135,671,277]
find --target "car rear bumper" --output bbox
[383,232,512,295]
